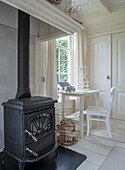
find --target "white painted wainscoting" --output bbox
[112,32,125,120]
[89,35,111,108]
[0,1,38,149]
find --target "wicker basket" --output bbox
[55,108,80,146]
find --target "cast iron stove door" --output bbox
[31,112,52,136]
[24,108,55,145]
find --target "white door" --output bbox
[112,32,125,120]
[89,35,111,107]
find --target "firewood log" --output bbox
[61,119,75,128]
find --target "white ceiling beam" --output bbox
[0,0,84,34]
[91,0,111,15]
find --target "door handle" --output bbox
[107,76,110,79]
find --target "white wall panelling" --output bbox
[117,92,125,114]
[118,40,125,85]
[0,1,18,29]
[89,35,111,108]
[112,32,125,120]
[38,20,67,41]
[94,43,105,85]
[0,1,38,149]
[82,2,125,120]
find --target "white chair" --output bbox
[86,87,116,138]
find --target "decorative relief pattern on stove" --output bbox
[30,113,52,136]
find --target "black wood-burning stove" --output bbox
[2,97,58,170]
[2,10,58,170]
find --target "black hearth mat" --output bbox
[0,146,87,170]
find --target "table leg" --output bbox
[96,92,99,107]
[80,96,84,138]
[96,92,99,127]
[62,94,65,118]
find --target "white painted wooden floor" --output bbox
[66,119,125,170]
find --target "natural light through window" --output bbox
[56,36,72,83]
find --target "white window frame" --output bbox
[56,36,72,83]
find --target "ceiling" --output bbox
[73,0,97,14]
[107,0,125,5]
[71,0,125,15]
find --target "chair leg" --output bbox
[108,121,112,132]
[106,116,112,131]
[87,114,90,136]
[106,119,112,138]
[90,116,92,128]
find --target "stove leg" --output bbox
[18,161,25,170]
[1,151,7,166]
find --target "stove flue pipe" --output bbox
[16,10,31,99]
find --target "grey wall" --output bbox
[0,1,38,149]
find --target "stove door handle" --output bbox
[30,134,38,142]
[25,130,38,142]
[31,151,38,157]
[26,148,38,157]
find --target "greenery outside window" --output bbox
[56,36,72,83]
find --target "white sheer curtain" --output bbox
[73,29,86,90]
[73,29,86,109]
[46,40,57,99]
[40,39,58,100]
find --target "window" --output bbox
[56,36,72,83]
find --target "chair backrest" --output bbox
[107,87,116,116]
